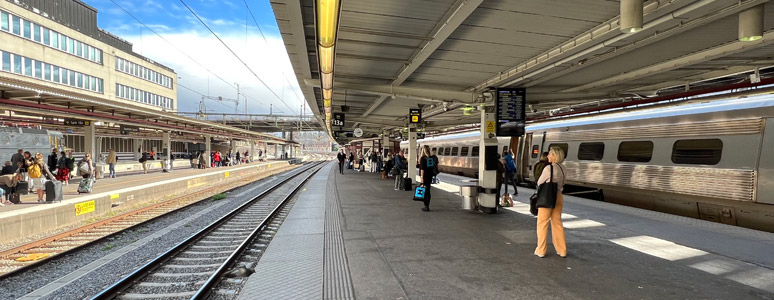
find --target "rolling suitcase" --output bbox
[15,181,29,195]
[403,178,412,191]
[45,180,63,202]
[77,178,95,194]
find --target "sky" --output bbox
[84,0,306,117]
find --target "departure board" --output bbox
[495,88,526,136]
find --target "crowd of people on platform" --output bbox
[335,145,567,258]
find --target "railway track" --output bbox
[0,163,299,278]
[89,161,324,299]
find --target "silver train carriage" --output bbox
[407,95,774,232]
[0,127,65,162]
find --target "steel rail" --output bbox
[190,162,323,299]
[0,163,298,280]
[88,161,324,300]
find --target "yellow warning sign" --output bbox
[225,172,230,178]
[411,116,419,123]
[110,193,120,200]
[486,121,495,133]
[75,200,95,216]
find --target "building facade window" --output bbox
[115,57,174,89]
[0,9,103,64]
[0,50,103,93]
[115,83,173,109]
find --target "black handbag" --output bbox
[529,193,538,215]
[535,164,563,209]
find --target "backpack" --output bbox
[505,155,516,172]
[78,161,90,175]
[66,157,75,170]
[427,156,440,176]
[29,163,42,178]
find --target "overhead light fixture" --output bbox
[322,72,333,89]
[317,0,340,48]
[620,0,643,33]
[462,106,474,116]
[323,88,332,100]
[739,5,764,42]
[324,98,331,107]
[319,45,334,73]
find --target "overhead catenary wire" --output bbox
[107,0,271,113]
[179,0,299,115]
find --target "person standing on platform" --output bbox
[10,149,23,173]
[47,149,58,174]
[348,151,354,170]
[30,152,55,203]
[533,152,549,183]
[418,145,435,212]
[337,149,346,174]
[235,151,241,165]
[106,149,117,178]
[140,151,150,174]
[534,147,567,258]
[56,151,70,185]
[78,153,94,179]
[503,150,518,195]
[430,150,440,184]
[393,150,406,190]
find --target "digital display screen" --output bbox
[495,88,526,136]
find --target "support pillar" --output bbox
[84,121,96,157]
[250,140,256,162]
[133,139,143,160]
[478,106,498,213]
[205,135,212,168]
[382,131,390,157]
[162,131,171,172]
[408,126,417,184]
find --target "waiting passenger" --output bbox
[503,150,518,195]
[0,172,22,205]
[418,145,435,212]
[106,149,117,178]
[140,151,151,174]
[47,149,58,174]
[10,149,23,173]
[430,150,439,184]
[337,149,346,174]
[1,161,15,175]
[30,153,56,203]
[534,147,567,258]
[533,152,549,182]
[78,153,94,179]
[393,150,406,190]
[56,151,70,185]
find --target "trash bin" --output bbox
[460,180,479,211]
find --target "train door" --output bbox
[516,133,532,182]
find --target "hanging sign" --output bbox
[334,131,354,138]
[495,88,526,136]
[120,126,140,135]
[409,109,422,124]
[332,113,345,127]
[64,119,90,126]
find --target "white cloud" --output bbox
[121,30,306,116]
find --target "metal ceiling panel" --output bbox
[479,0,621,23]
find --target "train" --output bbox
[402,94,774,232]
[0,127,65,162]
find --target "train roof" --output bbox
[528,93,774,131]
[404,93,774,143]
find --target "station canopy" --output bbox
[272,0,774,143]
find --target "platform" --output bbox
[239,162,774,299]
[0,159,301,245]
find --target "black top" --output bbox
[419,156,434,185]
[337,152,346,162]
[0,165,14,175]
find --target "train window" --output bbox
[617,141,653,163]
[671,139,722,165]
[436,147,443,156]
[578,142,604,161]
[431,148,437,155]
[531,145,539,158]
[548,143,569,158]
[460,147,469,156]
[451,147,459,156]
[444,147,451,156]
[471,146,480,157]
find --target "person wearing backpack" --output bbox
[139,151,150,173]
[503,150,518,195]
[418,145,435,212]
[30,153,56,203]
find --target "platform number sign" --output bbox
[64,119,90,126]
[332,113,345,127]
[409,109,422,124]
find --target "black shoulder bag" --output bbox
[535,164,561,209]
